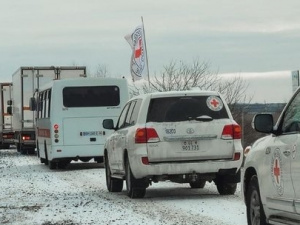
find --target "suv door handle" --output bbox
[283,150,291,157]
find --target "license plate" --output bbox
[182,141,199,151]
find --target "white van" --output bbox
[35,77,129,169]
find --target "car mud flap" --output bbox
[216,169,241,183]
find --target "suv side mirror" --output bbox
[29,97,37,111]
[103,119,114,130]
[253,114,274,133]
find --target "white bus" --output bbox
[34,77,129,169]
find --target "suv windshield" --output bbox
[146,96,229,122]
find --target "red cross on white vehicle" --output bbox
[210,99,219,108]
[206,96,223,111]
[273,158,281,185]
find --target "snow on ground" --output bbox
[0,149,247,225]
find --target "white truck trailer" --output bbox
[11,66,86,154]
[0,82,14,149]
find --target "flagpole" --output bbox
[141,16,150,87]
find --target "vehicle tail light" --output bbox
[54,123,59,143]
[3,133,14,139]
[22,135,31,140]
[141,157,149,165]
[221,124,241,140]
[135,128,160,143]
[233,152,241,161]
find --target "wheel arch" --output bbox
[123,149,129,166]
[243,166,257,201]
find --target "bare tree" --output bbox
[130,59,251,106]
[217,75,252,119]
[129,59,254,147]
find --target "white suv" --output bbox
[103,90,243,198]
[243,88,300,224]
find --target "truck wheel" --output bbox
[216,182,237,195]
[190,180,206,189]
[0,144,10,149]
[125,157,146,199]
[20,146,27,155]
[246,176,267,225]
[104,153,123,192]
[28,148,35,155]
[16,143,21,152]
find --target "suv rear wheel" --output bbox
[216,182,237,195]
[246,175,267,225]
[105,153,123,192]
[125,157,147,199]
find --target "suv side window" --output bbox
[128,99,142,126]
[117,102,131,129]
[282,91,300,133]
[125,101,136,126]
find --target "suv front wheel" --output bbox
[246,175,267,225]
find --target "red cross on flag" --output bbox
[124,24,149,82]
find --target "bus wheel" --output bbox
[40,158,47,164]
[49,160,57,170]
[28,148,35,155]
[57,160,70,169]
[95,156,104,163]
[80,157,92,162]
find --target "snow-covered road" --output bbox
[0,149,247,225]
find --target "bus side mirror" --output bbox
[7,100,12,105]
[7,106,12,115]
[29,97,37,111]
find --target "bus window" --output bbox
[38,92,44,118]
[62,86,120,107]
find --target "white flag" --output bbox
[125,24,148,81]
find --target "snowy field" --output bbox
[0,149,247,225]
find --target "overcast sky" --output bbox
[0,0,299,102]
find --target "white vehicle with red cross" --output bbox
[243,87,300,225]
[103,90,243,198]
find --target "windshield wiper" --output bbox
[195,115,213,122]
